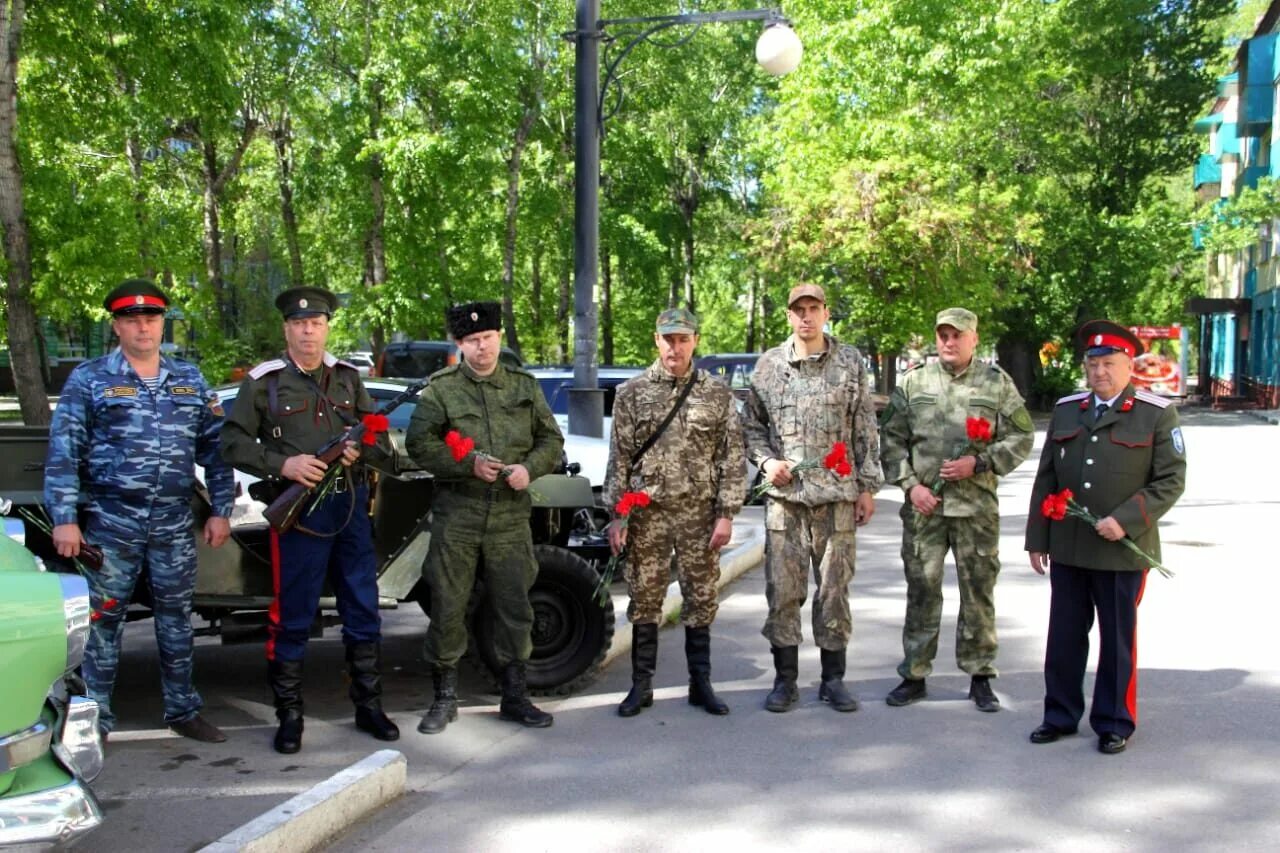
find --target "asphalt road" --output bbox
[72,408,1280,851]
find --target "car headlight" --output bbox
[59,574,92,672]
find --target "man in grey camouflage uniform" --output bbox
[742,284,883,713]
[44,279,234,742]
[879,307,1034,711]
[604,307,746,718]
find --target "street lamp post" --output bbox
[567,3,801,438]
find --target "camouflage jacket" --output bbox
[405,361,564,485]
[604,360,746,518]
[220,352,386,480]
[44,349,236,524]
[742,334,884,506]
[1025,386,1186,571]
[880,358,1034,517]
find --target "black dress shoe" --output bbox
[1098,733,1128,754]
[1029,723,1076,744]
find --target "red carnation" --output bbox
[361,413,390,445]
[444,430,475,462]
[966,417,992,442]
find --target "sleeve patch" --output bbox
[1171,427,1185,455]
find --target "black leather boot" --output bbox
[268,658,305,754]
[619,623,658,717]
[818,647,858,712]
[417,666,459,735]
[765,645,799,712]
[499,662,553,728]
[347,643,400,741]
[686,626,729,716]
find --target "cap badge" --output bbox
[470,311,478,321]
[135,295,145,305]
[299,298,308,308]
[1093,334,1103,345]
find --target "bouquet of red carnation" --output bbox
[594,490,651,607]
[444,429,476,462]
[931,416,992,496]
[751,442,853,500]
[1040,488,1173,578]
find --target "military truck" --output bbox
[0,379,615,696]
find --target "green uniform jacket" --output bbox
[405,362,564,485]
[1025,386,1187,571]
[220,352,385,479]
[880,359,1034,517]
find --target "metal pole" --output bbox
[569,0,606,438]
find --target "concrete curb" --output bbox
[600,523,766,669]
[197,749,406,853]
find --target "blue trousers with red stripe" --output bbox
[267,485,381,662]
[1043,562,1148,737]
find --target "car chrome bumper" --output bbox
[0,776,103,846]
[0,721,51,774]
[56,697,104,783]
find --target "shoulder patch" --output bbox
[1171,426,1185,455]
[1134,390,1172,409]
[207,390,225,417]
[248,359,288,380]
[1056,391,1091,406]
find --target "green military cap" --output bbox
[656,307,699,334]
[104,278,169,316]
[275,286,336,319]
[936,307,978,333]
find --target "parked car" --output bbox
[373,340,522,379]
[695,353,760,403]
[342,351,375,376]
[0,380,616,696]
[528,366,642,438]
[0,521,105,846]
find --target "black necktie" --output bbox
[1095,402,1109,422]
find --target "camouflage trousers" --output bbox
[625,500,720,627]
[423,491,536,669]
[761,499,858,650]
[82,499,202,734]
[897,502,1001,680]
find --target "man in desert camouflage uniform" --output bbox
[45,279,234,743]
[742,283,883,714]
[879,307,1034,712]
[604,307,746,718]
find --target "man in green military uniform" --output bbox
[407,301,564,734]
[879,308,1034,712]
[221,286,399,753]
[1026,319,1186,755]
[605,307,746,718]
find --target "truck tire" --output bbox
[468,545,614,696]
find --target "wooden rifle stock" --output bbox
[262,380,426,533]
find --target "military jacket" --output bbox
[880,359,1034,517]
[1025,385,1186,571]
[405,362,564,484]
[603,360,746,518]
[44,349,236,524]
[220,352,382,479]
[742,334,884,506]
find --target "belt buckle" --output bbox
[332,474,348,494]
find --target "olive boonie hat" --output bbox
[446,301,502,340]
[787,283,826,307]
[1075,319,1144,359]
[935,307,978,333]
[656,307,699,335]
[104,279,169,316]
[276,286,336,319]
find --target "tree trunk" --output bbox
[600,244,613,365]
[996,336,1037,404]
[272,116,305,288]
[530,241,544,360]
[364,90,387,356]
[0,0,50,424]
[746,269,760,351]
[199,138,227,326]
[556,259,571,363]
[501,108,536,360]
[126,133,153,278]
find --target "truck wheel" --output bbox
[468,545,615,696]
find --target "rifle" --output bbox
[262,380,426,533]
